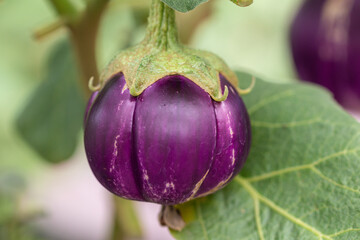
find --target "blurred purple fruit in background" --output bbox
[84,74,251,205]
[290,0,360,106]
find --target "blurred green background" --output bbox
[0,0,303,239]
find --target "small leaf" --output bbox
[16,38,85,163]
[161,0,208,13]
[172,71,360,239]
[230,0,253,7]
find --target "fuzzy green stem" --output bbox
[48,0,109,97]
[68,2,108,97]
[144,0,180,50]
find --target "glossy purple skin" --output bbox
[84,91,98,126]
[290,0,360,103]
[84,73,251,205]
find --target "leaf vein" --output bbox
[345,131,360,150]
[235,176,333,240]
[248,90,295,115]
[329,228,360,237]
[251,118,322,128]
[196,201,209,240]
[247,165,309,182]
[310,166,360,194]
[246,148,360,182]
[253,195,265,240]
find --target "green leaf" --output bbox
[230,0,253,7]
[172,71,360,240]
[0,0,59,172]
[161,0,208,12]
[16,38,85,163]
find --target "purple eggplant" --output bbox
[84,73,251,205]
[290,0,360,104]
[84,91,98,126]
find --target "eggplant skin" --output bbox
[290,0,360,103]
[84,73,251,205]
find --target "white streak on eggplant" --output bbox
[186,170,210,201]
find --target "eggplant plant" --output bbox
[1,0,360,239]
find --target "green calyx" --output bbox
[93,0,238,102]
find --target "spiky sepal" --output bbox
[93,0,239,102]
